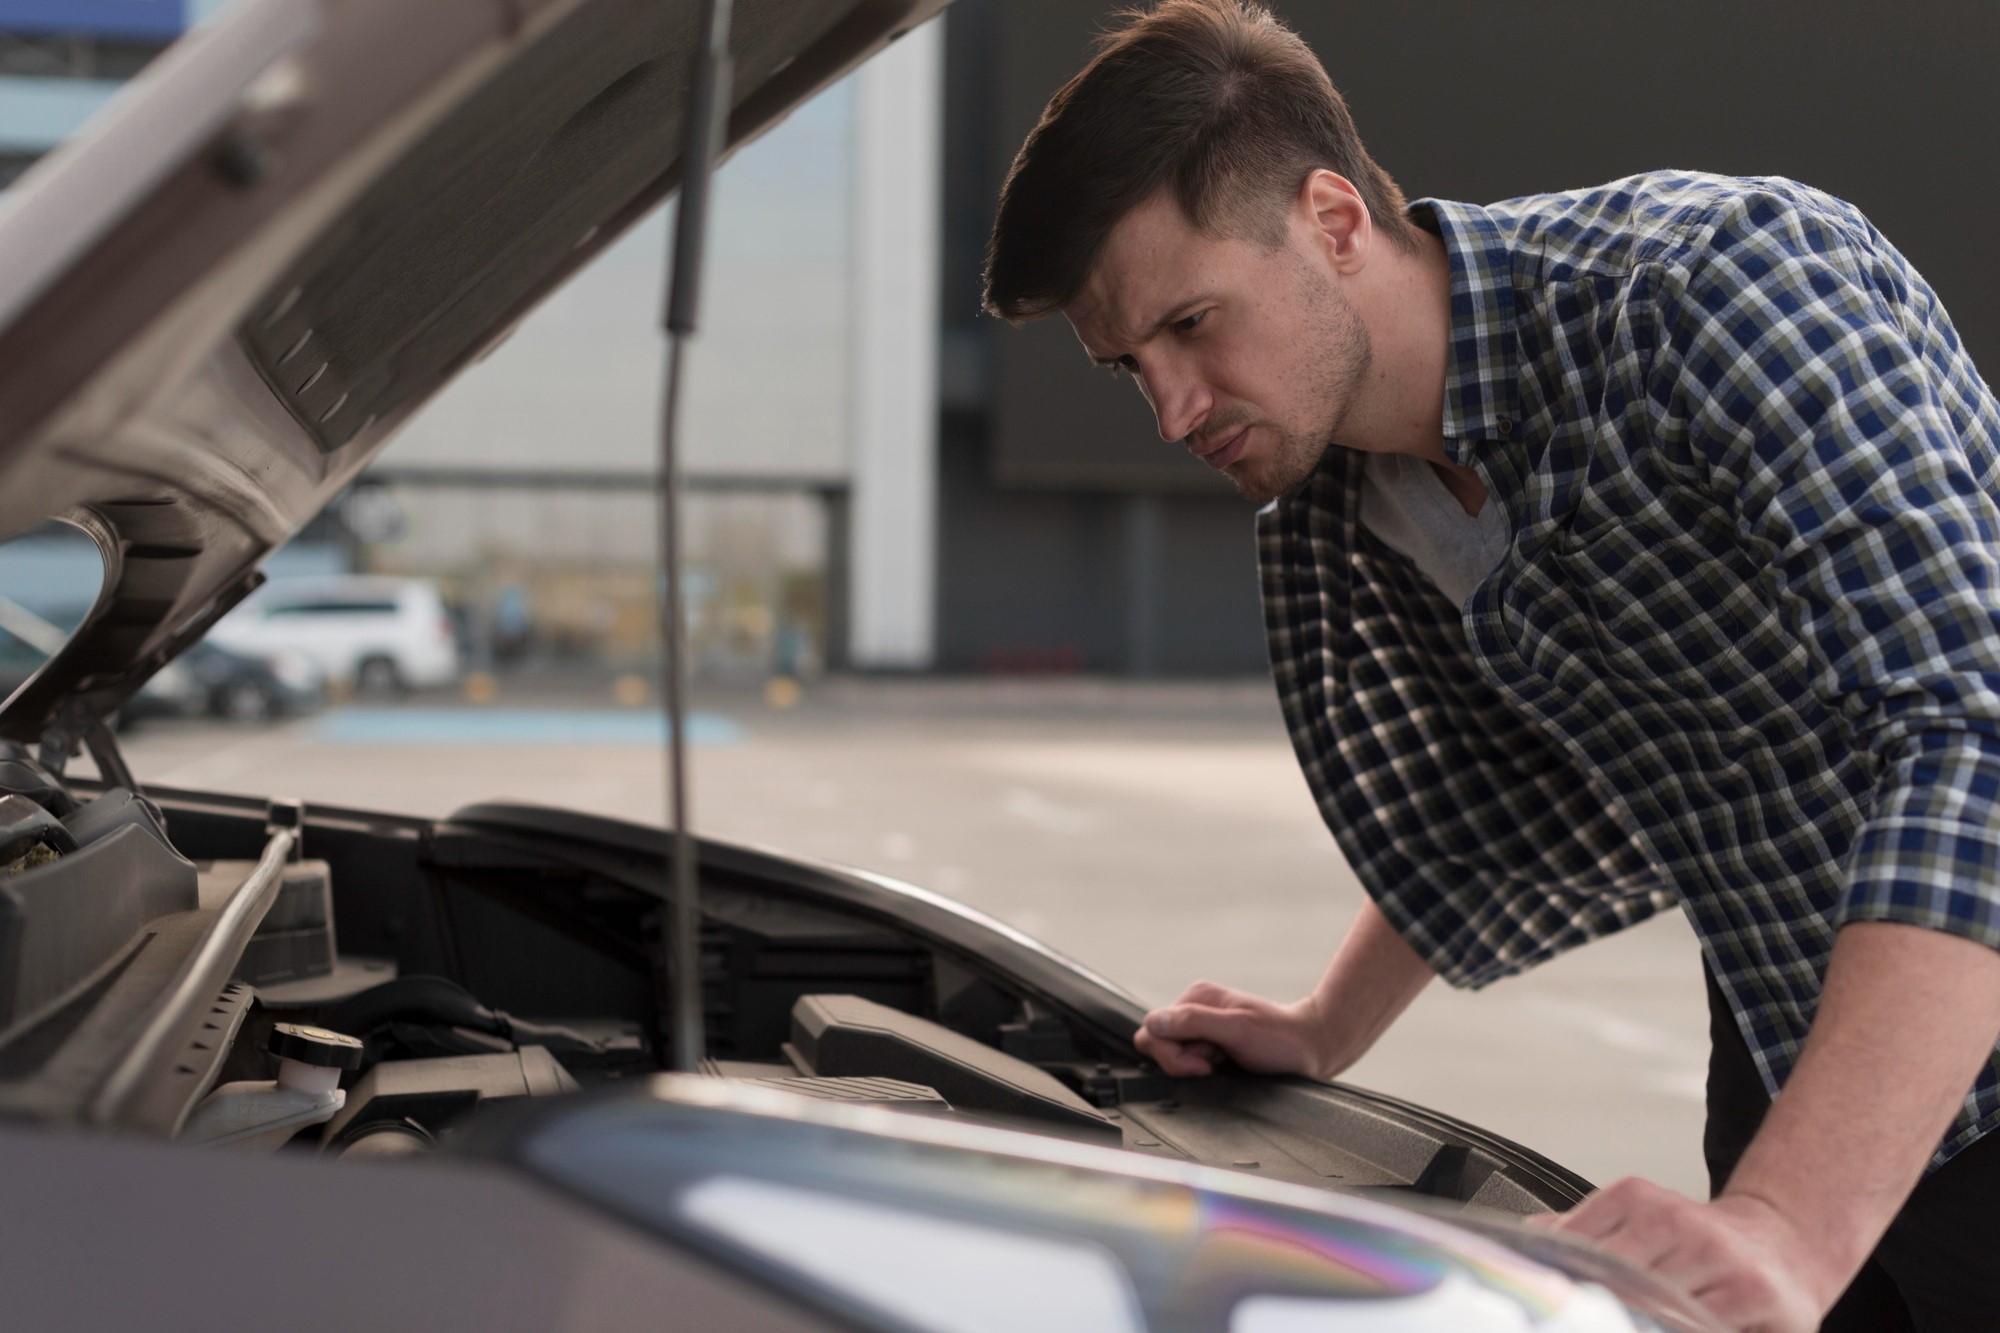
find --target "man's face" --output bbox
[1063,190,1371,504]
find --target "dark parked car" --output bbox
[0,2,1712,1330]
[0,597,320,725]
[182,639,326,722]
[0,596,202,725]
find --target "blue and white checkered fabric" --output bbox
[1261,171,2000,1171]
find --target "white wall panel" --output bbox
[846,17,942,669]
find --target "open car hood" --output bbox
[0,0,945,746]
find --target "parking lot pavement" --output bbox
[116,677,1711,1198]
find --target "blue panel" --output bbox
[317,709,747,748]
[0,1,186,40]
[0,77,122,153]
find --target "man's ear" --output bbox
[1298,169,1371,275]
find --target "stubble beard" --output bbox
[1226,263,1373,505]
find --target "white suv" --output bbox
[209,577,460,695]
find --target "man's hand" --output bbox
[1539,1180,1831,1332]
[1135,981,1334,1078]
[1135,900,1437,1080]
[1539,923,2000,1331]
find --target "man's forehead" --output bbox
[1064,279,1140,353]
[1068,196,1212,348]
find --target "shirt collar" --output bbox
[1407,197,1522,464]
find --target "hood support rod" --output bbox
[655,0,734,1073]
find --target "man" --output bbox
[980,3,2000,1330]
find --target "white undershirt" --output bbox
[1354,450,1511,609]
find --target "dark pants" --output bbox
[1703,964,2000,1331]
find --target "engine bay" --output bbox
[0,751,1587,1216]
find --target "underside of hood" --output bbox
[0,0,945,747]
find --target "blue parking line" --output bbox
[316,707,745,747]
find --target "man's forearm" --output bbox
[1722,921,2000,1298]
[1301,897,1436,1076]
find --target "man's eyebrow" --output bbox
[1083,293,1214,368]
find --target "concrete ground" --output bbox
[118,676,1713,1198]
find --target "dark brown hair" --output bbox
[981,0,1420,323]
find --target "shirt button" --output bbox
[1496,416,1513,436]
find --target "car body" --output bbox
[208,576,459,695]
[0,2,1715,1329]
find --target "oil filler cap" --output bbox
[268,1022,364,1070]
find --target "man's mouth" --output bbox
[1195,425,1251,470]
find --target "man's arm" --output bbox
[1135,896,1434,1078]
[1550,922,2000,1330]
[1578,201,2000,1328]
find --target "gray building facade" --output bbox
[935,0,2000,676]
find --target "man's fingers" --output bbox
[1166,1047,1214,1076]
[1548,1177,1661,1246]
[1177,979,1237,1007]
[1139,989,1310,1077]
[1575,1184,1692,1271]
[1144,1001,1259,1046]
[1553,1180,1796,1328]
[1132,1026,1215,1077]
[1146,1040,1214,1077]
[1591,1209,1684,1272]
[1535,1184,1819,1333]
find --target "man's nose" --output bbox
[1144,365,1210,445]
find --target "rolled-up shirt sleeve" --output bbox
[1659,220,2000,953]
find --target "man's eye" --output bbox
[1173,310,1207,335]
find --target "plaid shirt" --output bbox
[1260,171,2000,1170]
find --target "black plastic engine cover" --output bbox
[790,994,1117,1141]
[323,1047,578,1147]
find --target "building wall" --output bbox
[941,0,2000,678]
[933,413,1266,675]
[937,0,1270,677]
[384,81,858,487]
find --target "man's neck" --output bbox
[1351,227,1486,519]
